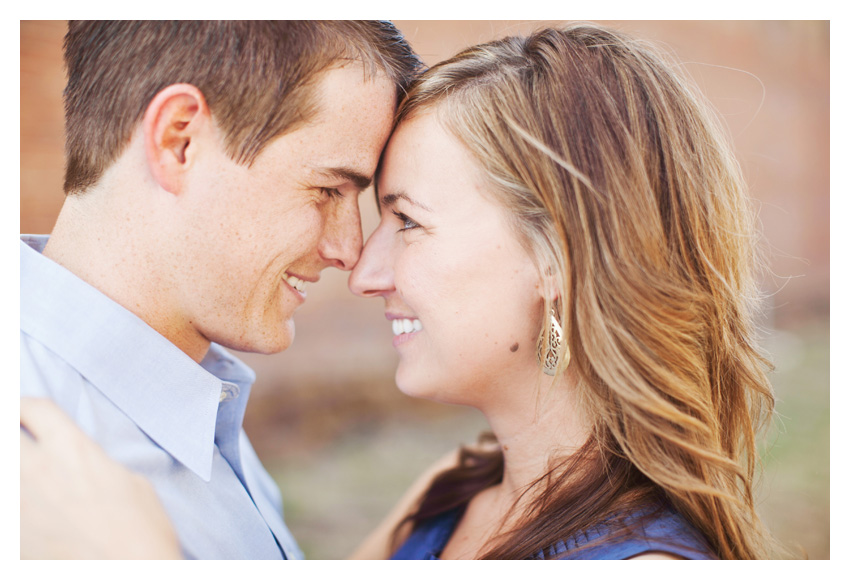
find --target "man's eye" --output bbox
[321,187,343,199]
[392,210,420,232]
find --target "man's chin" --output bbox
[215,320,295,355]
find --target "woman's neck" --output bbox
[439,370,591,560]
[481,370,591,514]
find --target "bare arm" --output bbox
[20,397,182,559]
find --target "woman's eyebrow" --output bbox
[379,191,434,212]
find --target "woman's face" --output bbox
[349,111,546,409]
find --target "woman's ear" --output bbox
[539,265,561,303]
[142,83,210,194]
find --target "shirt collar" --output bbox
[20,235,255,481]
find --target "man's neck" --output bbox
[44,189,211,363]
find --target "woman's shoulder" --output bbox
[550,503,717,560]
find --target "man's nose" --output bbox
[319,197,363,271]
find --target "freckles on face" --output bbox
[178,147,344,353]
[167,64,395,359]
[184,184,319,353]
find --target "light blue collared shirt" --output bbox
[20,235,303,560]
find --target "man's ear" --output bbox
[142,84,210,194]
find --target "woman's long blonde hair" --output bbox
[395,23,777,559]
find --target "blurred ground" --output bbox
[21,21,829,560]
[759,320,830,559]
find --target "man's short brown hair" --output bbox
[62,21,422,194]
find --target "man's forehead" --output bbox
[312,62,396,119]
[284,65,395,190]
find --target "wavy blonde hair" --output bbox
[396,23,777,559]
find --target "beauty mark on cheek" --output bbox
[510,343,519,352]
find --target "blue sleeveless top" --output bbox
[391,502,716,560]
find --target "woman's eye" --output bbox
[392,210,420,232]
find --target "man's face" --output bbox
[174,63,396,357]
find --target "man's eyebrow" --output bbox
[313,166,373,190]
[379,191,434,212]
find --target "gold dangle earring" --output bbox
[537,309,569,376]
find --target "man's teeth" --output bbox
[285,275,307,293]
[392,318,422,336]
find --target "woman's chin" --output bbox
[394,370,472,407]
[393,374,435,402]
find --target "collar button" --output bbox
[219,382,240,402]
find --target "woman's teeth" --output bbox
[285,274,307,293]
[392,318,422,336]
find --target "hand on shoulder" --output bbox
[20,397,182,559]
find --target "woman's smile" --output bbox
[387,314,423,346]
